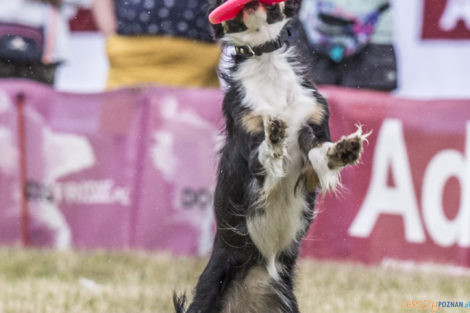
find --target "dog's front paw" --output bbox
[308,125,371,193]
[265,118,287,158]
[258,117,288,178]
[268,118,287,145]
[327,125,371,169]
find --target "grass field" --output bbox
[0,249,469,313]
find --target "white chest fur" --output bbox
[234,48,319,279]
[234,48,320,141]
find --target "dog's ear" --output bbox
[207,0,225,39]
[211,24,225,39]
[284,0,302,17]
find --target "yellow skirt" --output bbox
[106,35,221,89]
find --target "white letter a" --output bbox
[349,119,425,243]
[439,0,470,31]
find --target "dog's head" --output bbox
[208,0,301,47]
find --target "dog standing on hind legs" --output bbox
[174,1,370,312]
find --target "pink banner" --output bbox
[133,88,223,255]
[1,80,470,268]
[0,80,222,253]
[0,88,21,244]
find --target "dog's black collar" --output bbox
[234,27,291,57]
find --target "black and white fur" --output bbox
[174,1,368,312]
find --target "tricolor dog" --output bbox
[174,1,369,312]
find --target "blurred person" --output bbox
[299,0,397,91]
[92,0,220,89]
[0,0,73,85]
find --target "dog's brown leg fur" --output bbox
[221,267,283,313]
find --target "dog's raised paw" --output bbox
[265,118,287,159]
[328,136,361,168]
[267,118,287,146]
[327,125,371,169]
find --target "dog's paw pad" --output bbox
[332,137,361,166]
[328,125,371,169]
[267,118,287,145]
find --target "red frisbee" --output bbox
[209,0,287,24]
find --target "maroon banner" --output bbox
[69,9,98,32]
[422,0,470,39]
[303,86,470,267]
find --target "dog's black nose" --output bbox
[244,1,260,12]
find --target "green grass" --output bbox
[0,248,469,313]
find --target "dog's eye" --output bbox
[224,16,248,34]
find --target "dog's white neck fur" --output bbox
[234,48,318,140]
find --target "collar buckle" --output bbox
[233,26,291,58]
[235,45,256,57]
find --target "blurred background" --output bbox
[0,0,470,312]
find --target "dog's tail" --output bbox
[173,292,188,313]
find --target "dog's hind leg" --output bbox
[178,237,237,313]
[275,251,301,313]
[220,266,285,313]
